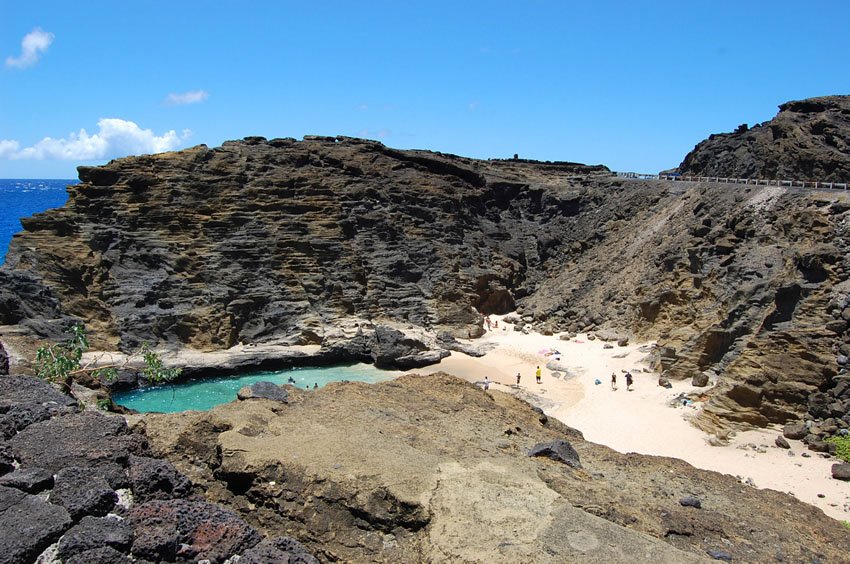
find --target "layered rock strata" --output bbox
[141,373,850,563]
[0,127,848,431]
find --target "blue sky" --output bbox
[1,0,848,178]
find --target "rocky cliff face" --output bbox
[676,95,850,181]
[140,373,850,563]
[1,132,849,432]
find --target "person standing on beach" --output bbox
[611,372,617,391]
[483,376,491,390]
[625,372,633,391]
[516,372,521,386]
[535,366,542,384]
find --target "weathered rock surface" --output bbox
[128,499,263,562]
[676,95,850,182]
[0,484,71,564]
[0,374,320,563]
[832,462,850,481]
[141,373,850,563]
[237,381,289,402]
[0,118,848,432]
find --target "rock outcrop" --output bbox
[141,373,850,563]
[676,95,850,182]
[0,373,318,562]
[0,123,849,431]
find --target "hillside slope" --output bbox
[676,95,850,181]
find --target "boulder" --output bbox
[658,377,672,388]
[0,484,72,563]
[775,436,791,449]
[617,337,629,347]
[370,326,448,369]
[128,455,192,503]
[128,499,262,563]
[679,495,702,509]
[0,375,77,411]
[0,466,53,493]
[9,410,145,474]
[131,522,180,561]
[237,381,289,402]
[831,463,850,481]
[49,467,117,520]
[57,515,133,561]
[691,372,710,387]
[528,440,582,469]
[783,422,808,440]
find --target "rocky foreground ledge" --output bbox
[0,374,319,563]
[137,372,850,563]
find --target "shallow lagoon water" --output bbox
[112,363,398,413]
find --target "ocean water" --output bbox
[112,363,399,413]
[0,179,73,265]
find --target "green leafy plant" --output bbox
[96,397,111,411]
[36,323,180,390]
[825,435,850,464]
[842,520,850,531]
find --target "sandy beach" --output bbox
[418,316,850,522]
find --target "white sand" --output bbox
[417,316,850,522]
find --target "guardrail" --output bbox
[615,172,848,190]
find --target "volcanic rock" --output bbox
[0,466,54,493]
[0,484,72,564]
[783,422,808,440]
[0,122,849,431]
[9,410,144,474]
[238,536,320,564]
[128,454,193,503]
[57,515,134,561]
[128,499,262,562]
[831,462,850,481]
[237,381,289,402]
[676,95,850,182]
[49,466,117,520]
[528,439,582,468]
[140,373,850,563]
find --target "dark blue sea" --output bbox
[0,179,74,266]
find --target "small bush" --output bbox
[825,435,850,463]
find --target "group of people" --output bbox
[610,371,633,391]
[484,316,500,331]
[483,365,542,391]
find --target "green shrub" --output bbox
[36,323,180,389]
[825,435,850,463]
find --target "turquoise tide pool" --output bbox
[112,363,398,413]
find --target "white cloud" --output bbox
[0,140,21,158]
[164,90,209,106]
[5,28,54,69]
[0,119,191,161]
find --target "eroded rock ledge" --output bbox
[139,373,850,563]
